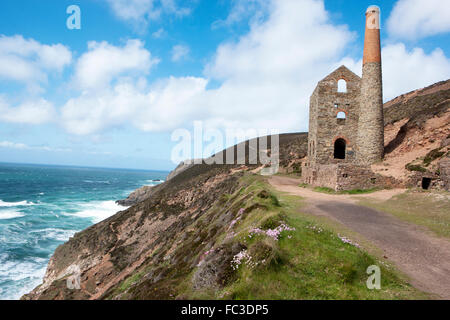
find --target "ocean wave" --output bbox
[29,228,77,242]
[0,210,25,220]
[146,179,164,183]
[65,200,127,223]
[0,200,35,207]
[0,253,47,300]
[83,180,111,184]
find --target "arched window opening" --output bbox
[337,111,346,119]
[337,79,347,93]
[334,138,346,159]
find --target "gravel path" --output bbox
[269,176,450,299]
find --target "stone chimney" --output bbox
[356,5,384,164]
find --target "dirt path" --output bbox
[269,176,450,299]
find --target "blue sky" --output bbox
[0,0,449,170]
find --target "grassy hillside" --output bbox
[108,174,427,300]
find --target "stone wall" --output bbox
[356,62,384,164]
[439,159,450,191]
[307,66,361,166]
[302,165,338,190]
[302,163,399,191]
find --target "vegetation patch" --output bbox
[423,148,445,166]
[405,163,427,173]
[190,175,426,299]
[108,174,428,300]
[313,186,378,195]
[314,186,336,194]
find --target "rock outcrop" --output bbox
[24,164,246,300]
[116,186,156,206]
[373,79,450,188]
[166,160,199,181]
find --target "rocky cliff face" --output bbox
[374,79,450,189]
[24,164,246,300]
[116,185,156,206]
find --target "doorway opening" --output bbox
[334,138,346,159]
[422,177,431,190]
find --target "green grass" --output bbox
[208,176,428,300]
[313,186,336,194]
[344,188,379,195]
[405,163,427,173]
[423,148,445,166]
[313,186,379,195]
[114,173,429,300]
[298,183,308,188]
[110,271,145,297]
[359,191,450,239]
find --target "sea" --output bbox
[0,162,168,300]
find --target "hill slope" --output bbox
[23,80,449,300]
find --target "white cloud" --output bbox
[382,44,450,100]
[201,0,355,131]
[60,0,354,135]
[171,44,190,62]
[212,0,270,29]
[105,0,190,29]
[57,0,450,137]
[73,39,159,90]
[61,77,207,135]
[0,97,55,124]
[339,43,450,101]
[0,141,28,150]
[0,35,72,85]
[0,141,71,152]
[152,28,167,38]
[387,0,450,40]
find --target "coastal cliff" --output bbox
[24,80,449,300]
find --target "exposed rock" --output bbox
[166,160,200,181]
[116,185,155,206]
[440,158,450,191]
[192,242,245,290]
[25,164,246,300]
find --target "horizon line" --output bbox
[0,161,172,173]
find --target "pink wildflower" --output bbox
[248,223,295,241]
[338,234,360,248]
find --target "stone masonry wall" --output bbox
[439,159,450,191]
[302,165,338,190]
[302,163,400,191]
[356,62,384,164]
[307,66,361,166]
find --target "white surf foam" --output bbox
[0,210,25,220]
[146,179,164,184]
[0,200,35,207]
[83,180,111,184]
[67,200,128,223]
[29,228,77,242]
[0,253,47,300]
